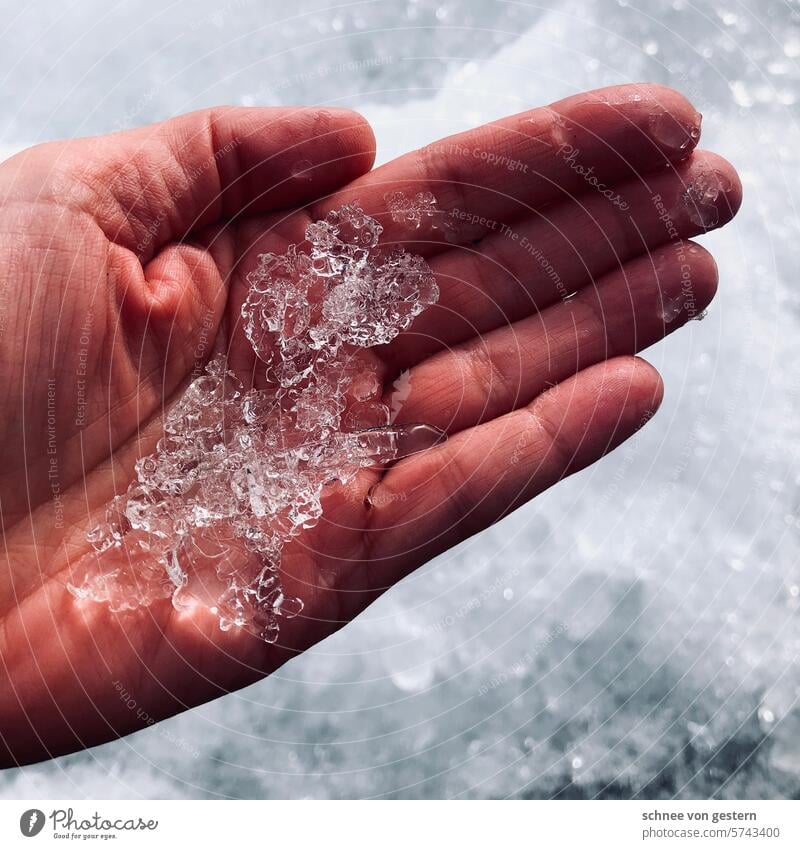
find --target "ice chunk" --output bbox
[69,203,444,642]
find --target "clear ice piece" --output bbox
[680,171,728,229]
[354,423,447,463]
[393,423,447,457]
[70,201,445,642]
[648,111,702,156]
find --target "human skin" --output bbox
[0,84,741,766]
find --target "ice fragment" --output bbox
[68,203,443,642]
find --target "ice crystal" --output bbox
[681,171,727,229]
[384,190,459,241]
[68,203,443,642]
[385,190,440,227]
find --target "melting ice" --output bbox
[68,203,442,641]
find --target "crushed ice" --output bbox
[68,203,443,642]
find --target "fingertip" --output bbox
[647,238,719,316]
[629,355,665,418]
[629,82,701,122]
[322,107,377,179]
[594,355,664,427]
[665,150,743,236]
[528,356,665,475]
[324,106,375,138]
[689,149,743,219]
[565,83,701,143]
[682,240,720,308]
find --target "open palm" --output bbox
[0,85,741,766]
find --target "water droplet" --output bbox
[658,294,683,323]
[290,159,314,180]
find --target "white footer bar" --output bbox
[2,800,798,848]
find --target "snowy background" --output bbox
[1,0,798,799]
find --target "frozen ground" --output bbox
[1,0,798,799]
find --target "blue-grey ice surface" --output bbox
[1,0,798,800]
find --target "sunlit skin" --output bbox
[0,84,741,766]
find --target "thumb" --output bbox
[0,106,375,261]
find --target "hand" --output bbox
[0,85,741,766]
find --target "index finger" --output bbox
[311,83,702,254]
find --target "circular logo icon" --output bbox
[19,809,45,837]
